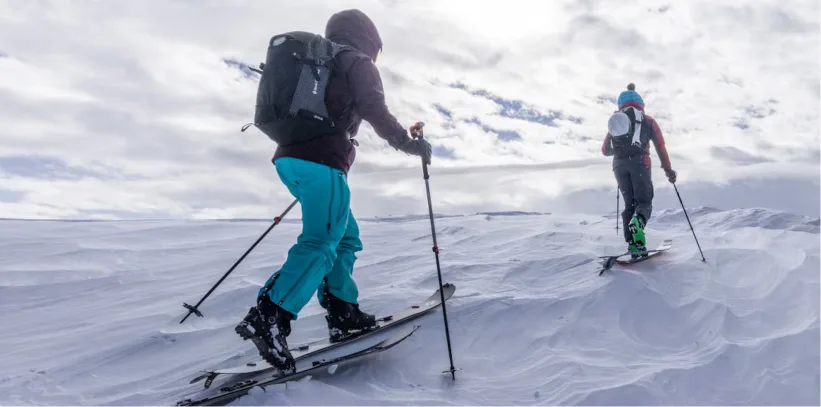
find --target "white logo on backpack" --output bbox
[312,68,320,95]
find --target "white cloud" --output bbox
[0,0,817,220]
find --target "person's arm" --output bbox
[602,134,614,156]
[347,56,411,149]
[347,56,432,164]
[647,116,677,183]
[647,117,672,170]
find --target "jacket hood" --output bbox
[325,9,382,61]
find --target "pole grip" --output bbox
[410,122,425,139]
[410,122,429,179]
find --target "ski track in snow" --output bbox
[0,206,818,405]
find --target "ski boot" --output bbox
[628,241,647,259]
[235,295,296,373]
[323,289,378,343]
[628,215,647,259]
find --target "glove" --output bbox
[665,168,677,184]
[398,137,432,166]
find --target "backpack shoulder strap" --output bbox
[333,43,357,53]
[622,106,643,146]
[328,41,372,65]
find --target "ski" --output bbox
[598,239,672,275]
[188,283,455,387]
[176,324,420,406]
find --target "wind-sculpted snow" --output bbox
[0,206,817,405]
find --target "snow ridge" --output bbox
[0,207,817,405]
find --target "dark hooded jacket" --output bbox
[272,9,411,174]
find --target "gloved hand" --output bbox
[665,168,677,184]
[398,137,432,166]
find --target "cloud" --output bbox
[0,0,817,220]
[222,58,261,80]
[433,104,452,120]
[461,118,522,142]
[433,145,457,160]
[449,82,585,127]
[709,146,771,166]
[0,188,25,204]
[0,155,109,180]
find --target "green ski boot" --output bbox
[628,216,647,258]
[628,242,640,258]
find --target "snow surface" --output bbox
[0,206,819,405]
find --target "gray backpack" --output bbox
[607,106,648,157]
[242,31,354,146]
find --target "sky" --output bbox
[0,0,818,220]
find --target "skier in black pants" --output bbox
[602,83,677,257]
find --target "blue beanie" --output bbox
[617,83,644,108]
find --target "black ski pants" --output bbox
[614,162,654,243]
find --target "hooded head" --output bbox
[325,9,383,62]
[617,83,645,111]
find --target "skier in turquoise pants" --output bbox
[234,8,433,373]
[259,157,363,321]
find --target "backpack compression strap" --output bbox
[627,107,643,147]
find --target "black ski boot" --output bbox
[323,290,378,343]
[235,295,296,373]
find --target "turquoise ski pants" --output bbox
[258,157,362,319]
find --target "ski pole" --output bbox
[180,199,298,323]
[410,122,458,380]
[672,183,706,262]
[616,188,620,236]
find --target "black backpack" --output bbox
[606,106,649,158]
[241,31,354,146]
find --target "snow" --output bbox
[0,203,818,405]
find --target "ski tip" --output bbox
[375,324,423,351]
[189,371,215,384]
[394,324,421,339]
[435,282,456,300]
[189,375,206,384]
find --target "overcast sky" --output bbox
[0,0,818,220]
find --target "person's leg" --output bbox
[317,210,362,306]
[632,164,654,226]
[238,157,351,370]
[628,163,653,251]
[317,209,377,341]
[614,165,635,243]
[258,157,351,319]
